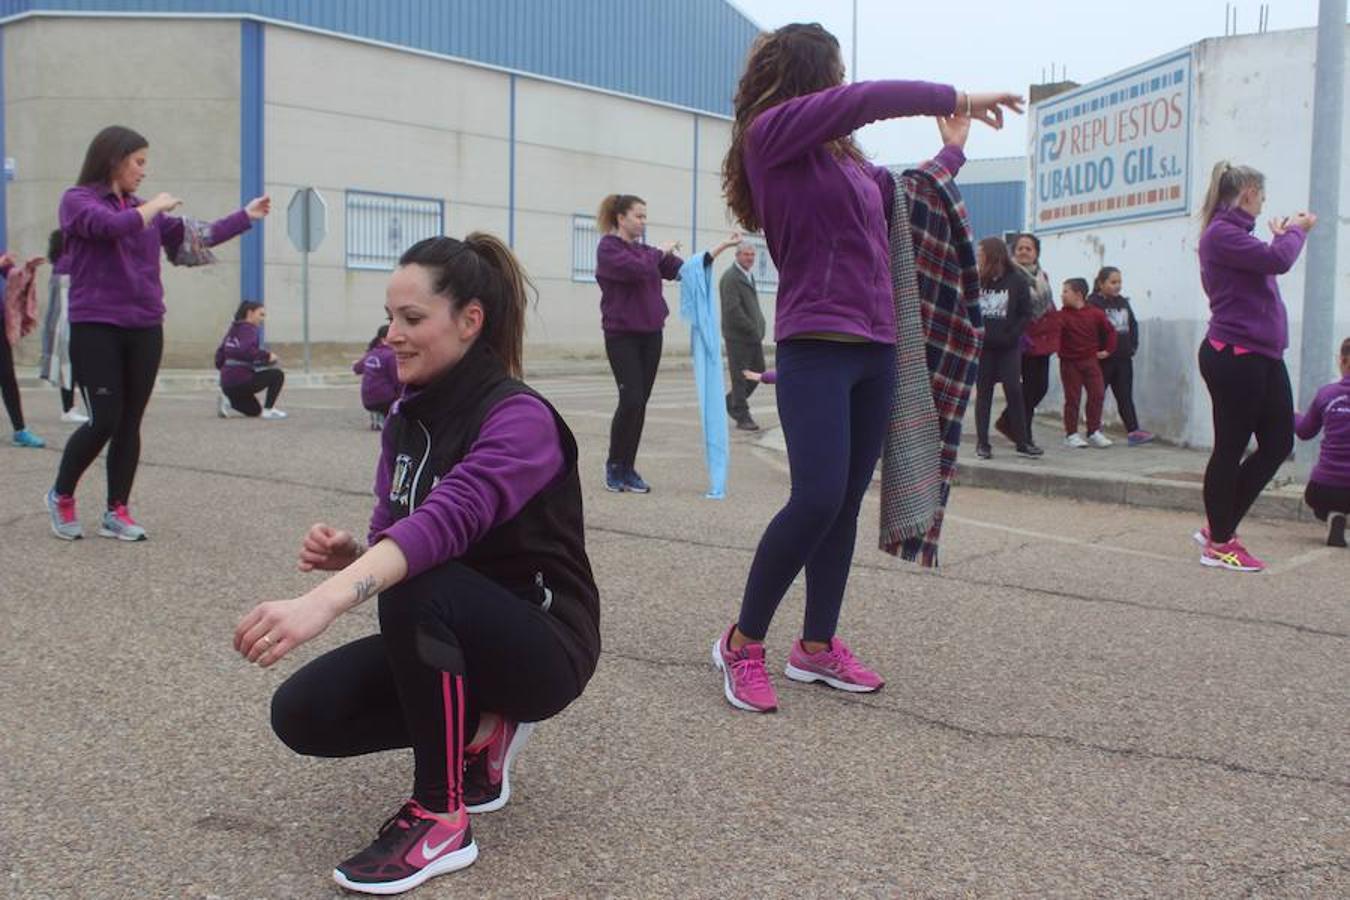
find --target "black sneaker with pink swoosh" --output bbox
[463,720,536,814]
[332,800,476,895]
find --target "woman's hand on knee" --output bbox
[298,523,360,572]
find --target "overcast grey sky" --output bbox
[729,0,1333,163]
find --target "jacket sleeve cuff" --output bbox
[376,518,439,580]
[935,144,966,177]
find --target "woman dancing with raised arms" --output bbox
[713,22,1021,712]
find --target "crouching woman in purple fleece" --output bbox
[215,301,287,419]
[712,22,1022,712]
[45,125,269,542]
[234,233,600,896]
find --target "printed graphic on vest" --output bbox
[1106,308,1131,333]
[979,290,1009,319]
[390,453,413,506]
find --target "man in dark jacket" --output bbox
[720,243,766,431]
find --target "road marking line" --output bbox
[1267,545,1337,574]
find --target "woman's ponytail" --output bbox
[596,194,644,233]
[464,231,532,378]
[1200,160,1265,232]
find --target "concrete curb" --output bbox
[13,357,681,393]
[755,426,1313,523]
[951,459,1311,523]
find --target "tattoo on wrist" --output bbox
[350,575,379,609]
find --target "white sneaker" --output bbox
[1087,430,1113,448]
[218,392,243,419]
[60,409,90,424]
[261,407,288,420]
[1064,433,1089,449]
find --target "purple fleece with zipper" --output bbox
[744,80,960,343]
[59,185,252,328]
[1198,206,1306,359]
[353,344,401,410]
[367,394,564,578]
[595,234,684,334]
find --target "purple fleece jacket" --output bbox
[1295,375,1350,488]
[595,234,683,334]
[218,321,271,388]
[367,394,565,578]
[1198,206,1306,359]
[744,80,959,343]
[58,185,252,329]
[354,344,401,410]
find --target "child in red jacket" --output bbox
[1058,278,1117,448]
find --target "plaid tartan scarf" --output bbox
[879,160,983,566]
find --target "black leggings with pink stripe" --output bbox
[270,562,586,812]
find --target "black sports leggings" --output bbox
[1001,354,1050,443]
[223,369,284,416]
[1198,342,1294,543]
[56,323,163,506]
[975,346,1027,446]
[604,330,662,470]
[1100,357,1140,432]
[270,562,586,813]
[0,328,24,431]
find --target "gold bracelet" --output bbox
[965,92,973,117]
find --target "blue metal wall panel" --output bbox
[0,0,761,116]
[240,19,264,301]
[960,181,1027,242]
[0,26,7,251]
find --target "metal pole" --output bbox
[1297,0,1345,424]
[301,188,312,374]
[851,0,858,82]
[302,246,311,374]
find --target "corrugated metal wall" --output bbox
[0,0,760,116]
[960,181,1027,242]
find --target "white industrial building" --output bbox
[1,2,761,365]
[1031,27,1349,447]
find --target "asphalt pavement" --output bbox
[2,372,1346,898]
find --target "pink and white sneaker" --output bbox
[463,718,535,814]
[785,637,885,693]
[712,623,778,713]
[1201,538,1266,572]
[332,800,477,895]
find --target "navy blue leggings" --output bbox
[737,339,896,643]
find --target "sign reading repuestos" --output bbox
[1030,49,1193,234]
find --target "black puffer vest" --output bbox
[384,342,600,680]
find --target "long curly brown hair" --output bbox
[722,23,863,232]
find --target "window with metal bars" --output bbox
[741,235,779,293]
[345,190,444,271]
[571,214,602,281]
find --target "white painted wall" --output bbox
[4,17,243,365]
[5,17,749,367]
[1033,28,1350,447]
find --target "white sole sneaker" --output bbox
[332,841,478,896]
[783,662,881,693]
[45,491,83,541]
[98,525,147,542]
[465,722,535,814]
[1199,554,1262,572]
[711,636,773,713]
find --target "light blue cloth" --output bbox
[678,254,729,499]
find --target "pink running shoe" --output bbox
[463,718,535,814]
[1201,538,1266,572]
[333,800,476,895]
[785,637,885,693]
[712,624,778,713]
